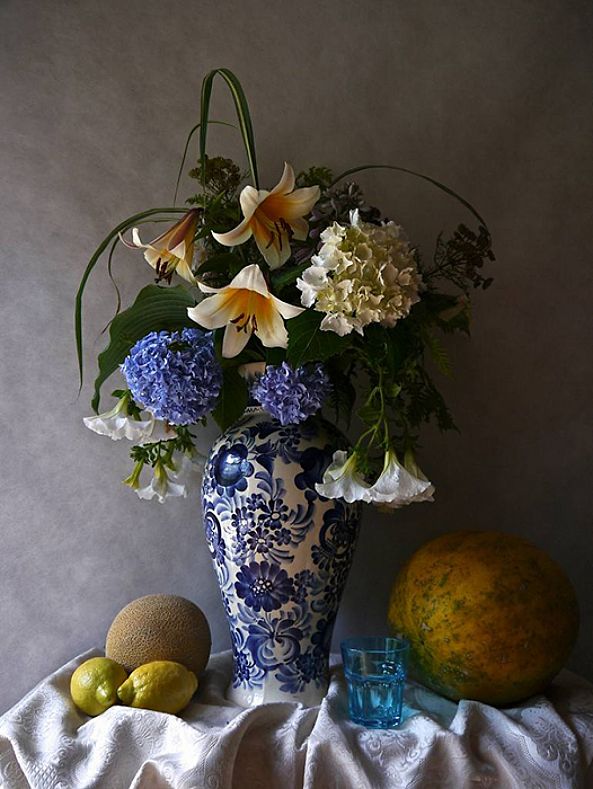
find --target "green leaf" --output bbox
[75,207,188,391]
[286,311,350,367]
[200,68,259,189]
[271,259,312,292]
[330,164,490,232]
[422,329,453,377]
[264,347,287,366]
[197,252,243,277]
[212,367,248,430]
[357,398,381,426]
[91,284,196,412]
[324,362,356,427]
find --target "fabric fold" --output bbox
[0,650,591,788]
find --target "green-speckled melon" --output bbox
[388,531,579,705]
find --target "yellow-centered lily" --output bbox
[212,163,320,270]
[122,209,200,284]
[187,264,304,358]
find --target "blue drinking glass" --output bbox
[341,636,409,728]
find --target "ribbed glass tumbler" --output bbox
[341,636,409,728]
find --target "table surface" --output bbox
[0,650,592,789]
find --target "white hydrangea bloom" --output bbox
[297,210,421,336]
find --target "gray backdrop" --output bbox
[1,0,591,715]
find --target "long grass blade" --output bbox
[200,68,259,189]
[75,207,187,391]
[100,237,122,335]
[330,164,489,231]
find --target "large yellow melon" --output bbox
[388,531,579,705]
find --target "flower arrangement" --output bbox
[76,68,494,507]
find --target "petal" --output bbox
[131,228,146,247]
[122,416,157,442]
[250,217,290,269]
[290,217,309,241]
[275,186,320,219]
[227,264,270,297]
[137,420,178,446]
[154,209,199,250]
[368,450,434,506]
[270,162,295,195]
[222,322,252,358]
[120,228,147,249]
[136,482,160,502]
[315,451,372,503]
[212,217,254,248]
[83,414,124,440]
[187,291,238,329]
[142,247,161,268]
[254,233,290,269]
[255,301,289,348]
[240,185,266,219]
[319,313,354,336]
[270,294,304,320]
[168,239,187,261]
[174,258,197,284]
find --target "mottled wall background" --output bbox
[1,0,591,713]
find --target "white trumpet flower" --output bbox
[83,396,152,443]
[315,450,372,503]
[368,449,434,509]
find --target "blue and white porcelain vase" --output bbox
[201,405,361,707]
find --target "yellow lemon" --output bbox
[70,657,128,716]
[117,661,198,714]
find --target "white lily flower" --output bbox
[83,396,154,442]
[121,209,200,284]
[135,460,187,504]
[315,450,372,503]
[368,449,434,509]
[187,263,303,358]
[212,163,320,270]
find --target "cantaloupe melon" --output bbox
[106,594,211,676]
[388,531,579,705]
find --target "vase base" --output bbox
[226,679,328,708]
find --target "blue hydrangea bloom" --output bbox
[121,328,222,425]
[250,362,331,426]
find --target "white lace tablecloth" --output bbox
[1,649,592,789]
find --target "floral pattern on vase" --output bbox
[201,408,361,707]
